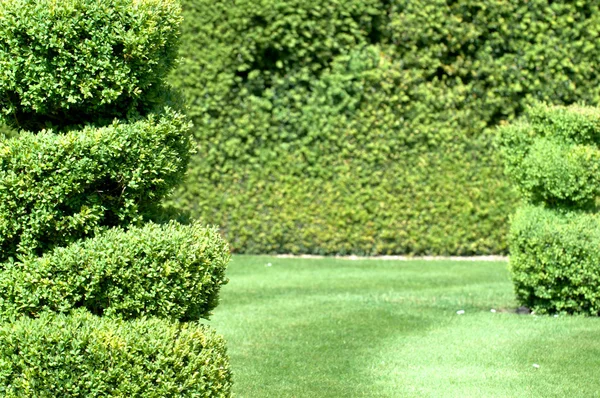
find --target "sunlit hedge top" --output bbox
[0,0,183,130]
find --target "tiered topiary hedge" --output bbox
[169,0,600,255]
[499,103,600,315]
[0,0,232,395]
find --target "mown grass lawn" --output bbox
[203,256,600,397]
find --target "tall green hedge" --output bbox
[0,0,232,395]
[169,0,600,255]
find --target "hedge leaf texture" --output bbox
[0,0,233,395]
[0,311,232,397]
[169,0,600,255]
[500,103,600,315]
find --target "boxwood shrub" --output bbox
[0,0,232,395]
[509,205,600,315]
[498,104,600,209]
[169,0,600,255]
[0,108,192,262]
[0,0,183,131]
[500,103,600,315]
[0,311,232,397]
[0,222,230,322]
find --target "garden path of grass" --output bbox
[203,256,600,397]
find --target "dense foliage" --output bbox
[509,205,600,315]
[170,0,600,255]
[0,0,232,394]
[499,104,600,315]
[0,109,191,262]
[0,222,229,322]
[0,311,232,397]
[0,0,182,131]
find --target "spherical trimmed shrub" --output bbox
[0,0,183,131]
[0,108,192,262]
[0,222,230,322]
[498,104,600,209]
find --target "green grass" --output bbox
[203,256,600,397]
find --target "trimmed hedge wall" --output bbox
[169,0,600,255]
[0,311,232,397]
[0,0,232,395]
[500,104,600,315]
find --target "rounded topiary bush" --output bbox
[0,109,192,261]
[499,103,600,315]
[0,311,231,397]
[0,0,232,395]
[0,0,182,131]
[509,205,600,315]
[0,222,229,322]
